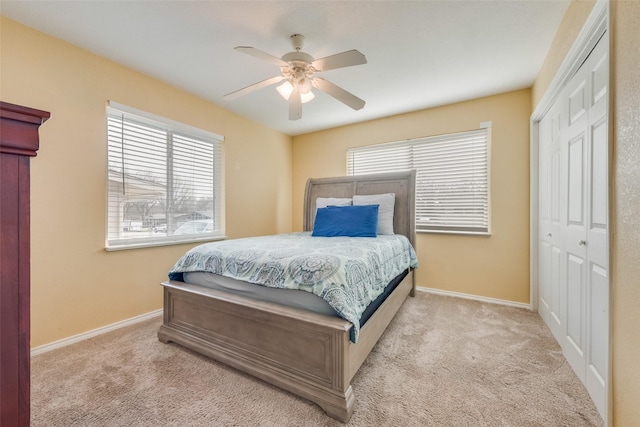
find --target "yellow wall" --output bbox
[532,1,640,424]
[0,17,292,347]
[532,0,597,107]
[611,2,640,425]
[292,89,532,303]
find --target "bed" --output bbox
[157,170,417,422]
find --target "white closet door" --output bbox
[563,33,609,418]
[564,57,589,381]
[583,34,609,417]
[538,96,566,344]
[537,32,608,419]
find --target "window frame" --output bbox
[105,101,225,251]
[347,126,491,235]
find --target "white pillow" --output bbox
[316,197,352,210]
[353,193,395,235]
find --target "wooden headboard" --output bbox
[303,170,416,247]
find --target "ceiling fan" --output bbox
[223,34,367,120]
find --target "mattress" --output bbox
[182,269,409,328]
[183,271,338,316]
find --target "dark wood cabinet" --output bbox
[1,101,50,426]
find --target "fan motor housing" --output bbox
[281,51,314,65]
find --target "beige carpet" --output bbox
[31,292,603,426]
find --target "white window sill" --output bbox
[105,235,227,251]
[416,230,491,237]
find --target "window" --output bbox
[106,102,224,250]
[347,127,490,234]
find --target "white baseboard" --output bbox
[31,289,529,356]
[31,309,163,357]
[416,286,533,311]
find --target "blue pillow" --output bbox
[312,205,379,237]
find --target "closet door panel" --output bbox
[586,262,607,411]
[549,111,565,335]
[565,253,586,380]
[567,135,585,226]
[538,109,552,324]
[538,100,565,342]
[586,38,609,270]
[584,36,609,418]
[590,121,607,228]
[539,240,551,313]
[564,58,589,383]
[589,263,608,376]
[588,117,608,264]
[591,49,608,105]
[568,81,587,125]
[550,246,562,326]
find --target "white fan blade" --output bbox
[289,87,302,121]
[312,77,365,110]
[235,46,288,67]
[223,75,285,100]
[312,50,367,71]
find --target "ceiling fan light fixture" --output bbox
[225,34,367,118]
[277,81,315,103]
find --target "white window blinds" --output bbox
[106,102,224,249]
[347,128,490,234]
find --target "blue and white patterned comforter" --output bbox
[168,232,418,342]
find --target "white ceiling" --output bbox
[0,0,570,136]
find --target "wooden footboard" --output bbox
[158,270,413,422]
